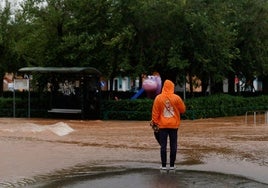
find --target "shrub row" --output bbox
[101,98,153,120]
[1,94,267,120]
[0,97,49,118]
[101,94,268,120]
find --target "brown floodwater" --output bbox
[0,115,268,187]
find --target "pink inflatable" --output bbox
[142,73,162,98]
[142,77,157,91]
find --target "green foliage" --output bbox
[184,94,268,119]
[0,0,267,95]
[0,93,50,117]
[101,99,153,120]
[100,94,268,120]
[1,94,268,120]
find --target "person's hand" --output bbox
[150,120,159,132]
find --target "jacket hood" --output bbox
[162,80,174,94]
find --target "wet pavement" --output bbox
[0,116,268,187]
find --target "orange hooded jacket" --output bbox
[152,80,186,129]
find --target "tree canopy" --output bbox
[0,0,267,95]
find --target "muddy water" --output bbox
[0,116,268,187]
[31,166,268,188]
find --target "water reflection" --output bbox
[8,164,266,188]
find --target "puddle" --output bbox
[1,164,267,188]
[43,170,268,188]
[186,155,268,185]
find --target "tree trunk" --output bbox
[228,74,235,94]
[201,76,209,96]
[188,73,194,97]
[261,76,268,94]
[108,77,114,100]
[213,80,223,94]
[0,73,4,97]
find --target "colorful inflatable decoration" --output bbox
[142,72,162,99]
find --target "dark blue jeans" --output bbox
[159,128,178,167]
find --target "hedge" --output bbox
[1,94,268,120]
[101,94,268,120]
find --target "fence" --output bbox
[245,111,268,125]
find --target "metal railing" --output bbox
[245,111,268,125]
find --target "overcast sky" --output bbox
[0,0,23,11]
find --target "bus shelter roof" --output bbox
[19,67,101,76]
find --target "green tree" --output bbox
[178,0,238,95]
[129,0,187,82]
[96,0,137,91]
[232,0,268,93]
[17,0,115,67]
[16,0,73,67]
[7,0,267,96]
[0,1,19,95]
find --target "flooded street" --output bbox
[0,116,268,187]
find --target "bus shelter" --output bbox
[19,67,102,119]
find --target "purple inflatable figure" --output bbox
[142,72,162,99]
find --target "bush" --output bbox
[1,93,268,120]
[0,95,50,118]
[101,99,153,120]
[101,94,268,120]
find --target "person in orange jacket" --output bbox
[151,79,186,170]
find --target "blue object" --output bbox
[131,88,144,99]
